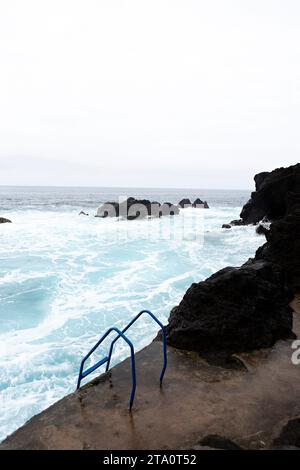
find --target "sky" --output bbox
[0,0,299,189]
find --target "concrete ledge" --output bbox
[1,303,300,451]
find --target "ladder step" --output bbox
[81,356,109,378]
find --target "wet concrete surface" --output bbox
[1,298,300,450]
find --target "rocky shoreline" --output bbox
[1,164,300,450]
[165,164,300,359]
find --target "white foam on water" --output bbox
[0,205,263,441]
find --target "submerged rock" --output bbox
[0,217,12,224]
[230,219,245,226]
[240,163,300,224]
[165,259,294,357]
[221,220,246,229]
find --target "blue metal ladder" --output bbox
[76,310,167,411]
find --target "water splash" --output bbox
[0,193,262,441]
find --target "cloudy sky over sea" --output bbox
[0,0,299,188]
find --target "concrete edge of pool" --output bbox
[1,298,300,451]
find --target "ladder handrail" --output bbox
[76,327,136,410]
[105,310,167,385]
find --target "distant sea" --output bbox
[0,186,263,442]
[0,185,251,211]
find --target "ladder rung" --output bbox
[82,356,109,378]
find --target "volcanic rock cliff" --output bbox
[165,163,300,358]
[256,191,300,292]
[240,163,300,224]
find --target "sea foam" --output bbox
[0,197,263,441]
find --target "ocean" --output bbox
[0,186,263,442]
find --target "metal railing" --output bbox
[106,310,167,384]
[77,327,136,410]
[76,310,167,411]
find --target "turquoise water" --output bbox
[0,187,263,441]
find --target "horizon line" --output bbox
[0,184,253,191]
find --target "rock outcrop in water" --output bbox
[178,198,192,208]
[165,259,294,357]
[96,197,179,219]
[240,163,300,224]
[178,198,209,208]
[193,198,209,208]
[0,217,12,224]
[163,202,180,215]
[221,219,245,228]
[166,163,300,356]
[229,219,245,226]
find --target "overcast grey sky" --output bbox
[0,0,299,189]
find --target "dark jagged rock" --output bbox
[240,163,300,224]
[273,418,300,449]
[256,192,300,292]
[0,217,12,224]
[199,434,243,450]
[165,164,300,357]
[222,219,247,228]
[96,201,120,218]
[165,259,294,357]
[230,219,245,226]
[255,223,270,236]
[165,165,300,357]
[161,202,180,216]
[178,198,192,208]
[193,198,209,208]
[193,198,204,206]
[96,198,179,219]
[96,198,153,219]
[127,198,153,220]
